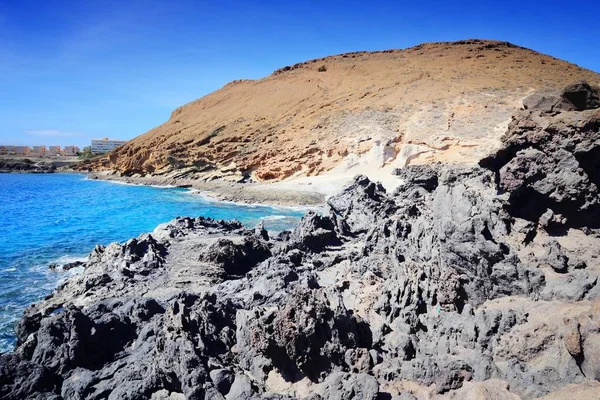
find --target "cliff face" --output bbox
[5,84,600,399]
[82,39,600,182]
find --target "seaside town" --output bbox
[0,138,127,157]
[0,144,81,157]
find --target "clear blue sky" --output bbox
[0,0,598,148]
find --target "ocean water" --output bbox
[0,173,306,352]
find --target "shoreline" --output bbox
[91,175,321,212]
[88,171,328,207]
[0,170,84,175]
[0,156,81,174]
[0,172,310,351]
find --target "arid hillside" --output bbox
[83,39,600,182]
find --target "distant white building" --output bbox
[91,138,127,153]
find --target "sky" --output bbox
[0,0,598,148]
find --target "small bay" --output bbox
[0,173,305,351]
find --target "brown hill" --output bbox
[83,39,600,182]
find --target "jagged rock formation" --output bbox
[3,83,600,399]
[80,40,600,183]
[481,81,600,230]
[0,159,56,173]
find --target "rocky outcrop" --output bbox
[481,81,600,230]
[0,159,56,173]
[2,84,600,399]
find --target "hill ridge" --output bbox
[82,39,600,185]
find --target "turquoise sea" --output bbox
[0,173,305,352]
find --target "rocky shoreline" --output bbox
[0,159,57,173]
[1,83,600,399]
[87,172,327,207]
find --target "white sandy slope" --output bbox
[263,142,454,198]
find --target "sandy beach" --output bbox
[85,142,436,207]
[88,171,328,207]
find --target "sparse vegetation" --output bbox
[78,146,106,160]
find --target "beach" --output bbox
[88,170,328,206]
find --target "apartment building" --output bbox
[48,146,61,156]
[62,146,80,156]
[1,144,81,157]
[32,146,47,156]
[91,138,127,153]
[15,146,31,155]
[1,146,31,155]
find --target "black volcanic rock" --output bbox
[237,287,371,382]
[0,159,56,173]
[521,81,600,113]
[562,81,600,111]
[1,83,600,399]
[0,354,60,400]
[481,80,600,229]
[289,211,340,252]
[203,236,271,276]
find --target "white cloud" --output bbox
[24,129,80,138]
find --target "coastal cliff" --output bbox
[3,84,600,399]
[79,40,600,186]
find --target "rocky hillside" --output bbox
[82,39,600,183]
[4,84,600,399]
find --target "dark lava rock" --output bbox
[0,160,56,173]
[393,163,440,192]
[62,261,85,271]
[521,80,600,113]
[562,81,600,111]
[481,80,600,229]
[539,240,569,273]
[209,368,234,395]
[0,354,60,400]
[289,211,340,252]
[237,287,371,382]
[203,236,271,276]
